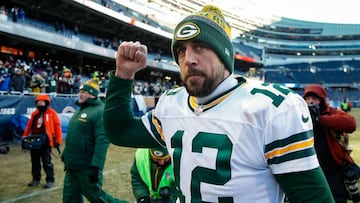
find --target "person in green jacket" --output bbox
[103,4,334,203]
[61,79,128,203]
[131,148,177,203]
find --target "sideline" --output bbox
[2,169,118,203]
[2,186,62,203]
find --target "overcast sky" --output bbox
[250,0,360,24]
[207,0,360,24]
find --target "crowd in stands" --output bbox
[0,55,176,97]
[2,3,170,64]
[0,56,85,96]
[133,79,175,97]
[1,3,176,96]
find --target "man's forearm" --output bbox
[104,73,135,144]
[275,167,334,203]
[103,73,160,148]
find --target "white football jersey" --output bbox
[141,77,318,203]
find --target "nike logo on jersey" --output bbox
[302,114,309,123]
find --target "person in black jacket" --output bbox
[12,68,26,93]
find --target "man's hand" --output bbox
[54,139,60,148]
[308,104,320,126]
[115,41,148,79]
[137,196,151,203]
[89,167,100,183]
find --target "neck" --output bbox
[195,76,237,104]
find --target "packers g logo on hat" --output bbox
[171,5,235,73]
[175,23,200,40]
[153,150,165,157]
[150,148,170,160]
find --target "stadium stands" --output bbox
[0,0,359,109]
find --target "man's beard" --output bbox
[182,67,222,97]
[184,75,216,97]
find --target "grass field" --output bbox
[0,144,137,203]
[0,108,359,203]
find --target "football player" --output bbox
[104,5,334,203]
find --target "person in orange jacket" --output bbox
[23,94,62,189]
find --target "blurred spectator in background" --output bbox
[304,84,359,203]
[11,6,18,22]
[104,38,110,48]
[54,21,61,32]
[0,68,11,92]
[93,36,103,46]
[0,5,6,16]
[40,71,50,93]
[99,75,109,94]
[44,60,53,77]
[72,75,82,94]
[341,98,352,112]
[47,74,57,95]
[111,37,122,50]
[73,25,79,36]
[57,68,73,94]
[24,68,33,91]
[18,8,25,21]
[154,50,162,61]
[11,67,26,93]
[30,73,46,93]
[101,0,107,7]
[92,71,100,85]
[60,23,66,33]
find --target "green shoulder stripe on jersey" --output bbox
[147,111,166,146]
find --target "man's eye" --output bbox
[195,43,209,51]
[196,44,204,49]
[177,48,185,56]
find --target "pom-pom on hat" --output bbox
[171,5,234,73]
[80,79,99,97]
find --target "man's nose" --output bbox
[184,48,197,66]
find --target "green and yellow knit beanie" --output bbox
[171,5,234,73]
[80,79,99,97]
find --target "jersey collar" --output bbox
[188,76,246,115]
